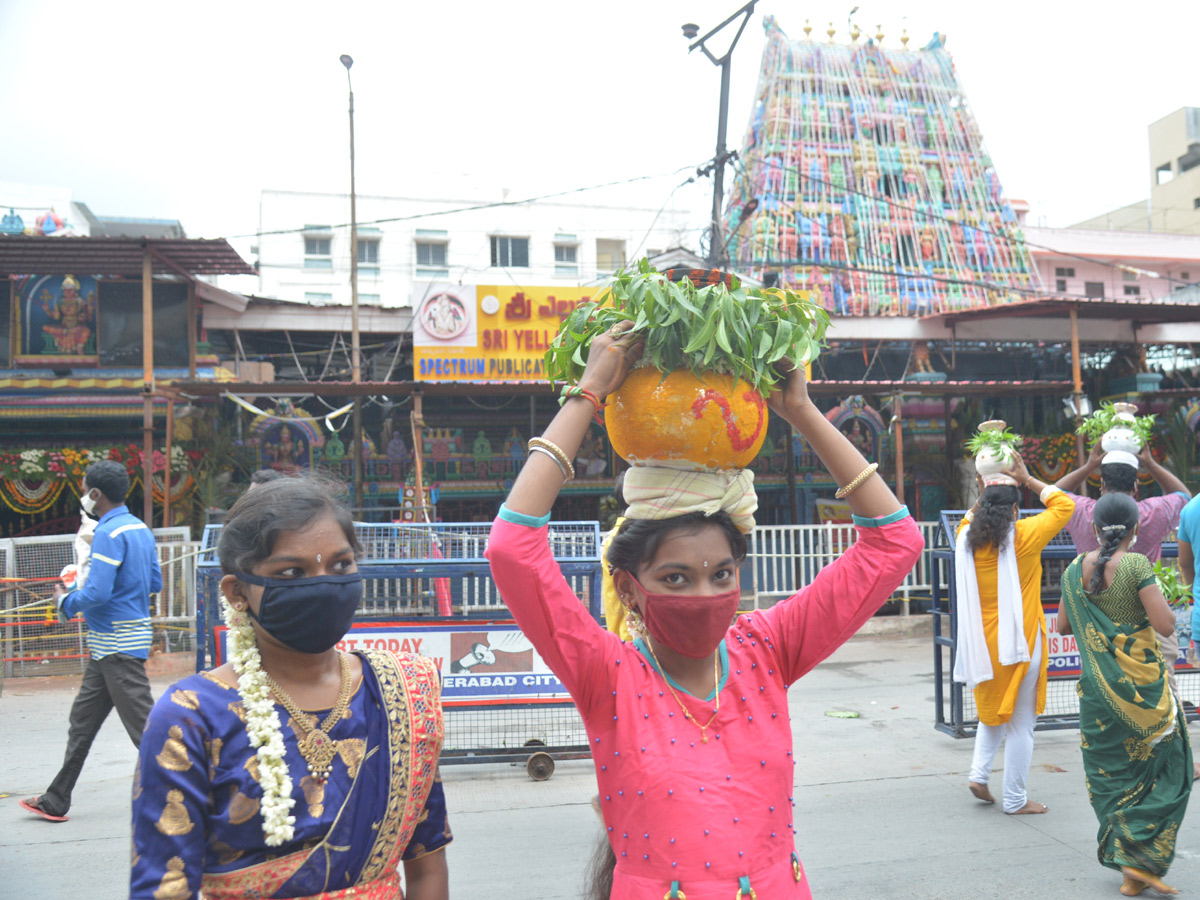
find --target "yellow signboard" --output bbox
[412,284,597,383]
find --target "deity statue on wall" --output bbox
[265,425,306,470]
[386,432,409,461]
[40,275,95,355]
[324,432,346,461]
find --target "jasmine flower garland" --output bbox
[220,596,296,846]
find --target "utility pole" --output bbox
[682,1,758,267]
[341,54,364,511]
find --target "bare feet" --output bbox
[968,781,995,804]
[1006,800,1048,815]
[1192,762,1200,781]
[1120,867,1179,896]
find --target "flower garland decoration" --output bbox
[0,444,199,482]
[220,595,296,846]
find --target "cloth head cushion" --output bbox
[622,466,757,534]
[1102,450,1139,469]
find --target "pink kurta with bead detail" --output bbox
[486,512,924,899]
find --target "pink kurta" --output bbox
[486,510,924,900]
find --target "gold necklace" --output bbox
[643,641,721,743]
[262,652,352,783]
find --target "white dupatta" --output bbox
[953,522,1028,688]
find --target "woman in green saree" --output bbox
[1059,492,1192,896]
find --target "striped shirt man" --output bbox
[59,505,162,659]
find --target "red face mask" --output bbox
[628,574,740,659]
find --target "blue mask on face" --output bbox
[236,572,362,654]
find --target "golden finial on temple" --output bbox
[875,25,884,44]
[851,23,861,43]
[901,27,909,48]
[827,22,836,42]
[803,18,812,39]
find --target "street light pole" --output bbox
[341,53,364,511]
[683,1,758,268]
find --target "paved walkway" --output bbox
[3,630,1197,899]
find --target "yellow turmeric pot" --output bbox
[605,368,769,470]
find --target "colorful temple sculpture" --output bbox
[725,17,1040,314]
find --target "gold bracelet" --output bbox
[528,437,576,481]
[835,462,879,499]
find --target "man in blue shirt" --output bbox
[20,460,162,822]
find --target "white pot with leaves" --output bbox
[1078,401,1156,460]
[967,420,1023,485]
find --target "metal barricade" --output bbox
[748,520,941,610]
[930,509,1198,737]
[0,527,198,680]
[196,520,602,778]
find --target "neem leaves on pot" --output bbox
[544,260,830,398]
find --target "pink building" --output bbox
[1010,201,1200,301]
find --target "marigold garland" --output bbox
[0,478,66,514]
[220,595,296,846]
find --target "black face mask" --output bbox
[236,572,362,654]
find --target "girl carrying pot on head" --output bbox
[955,452,1073,816]
[486,322,923,899]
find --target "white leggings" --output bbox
[969,631,1042,813]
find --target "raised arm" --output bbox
[1139,445,1190,498]
[767,364,901,519]
[504,322,642,519]
[1055,441,1103,494]
[487,324,638,714]
[1137,574,1177,638]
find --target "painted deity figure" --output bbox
[386,432,409,462]
[926,165,945,203]
[268,426,306,469]
[472,431,493,462]
[843,214,860,262]
[40,275,94,355]
[324,432,346,461]
[841,419,874,456]
[919,227,938,263]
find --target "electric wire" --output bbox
[225,165,706,241]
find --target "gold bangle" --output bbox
[528,437,576,481]
[835,462,879,499]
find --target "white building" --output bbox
[254,185,699,308]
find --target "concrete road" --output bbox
[3,630,1198,899]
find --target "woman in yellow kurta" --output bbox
[955,453,1074,814]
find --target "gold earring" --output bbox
[625,607,648,640]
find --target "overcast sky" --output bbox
[2,0,1197,255]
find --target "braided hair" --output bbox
[1088,492,1139,593]
[967,485,1020,553]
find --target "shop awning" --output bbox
[0,235,254,277]
[0,393,173,418]
[924,295,1200,327]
